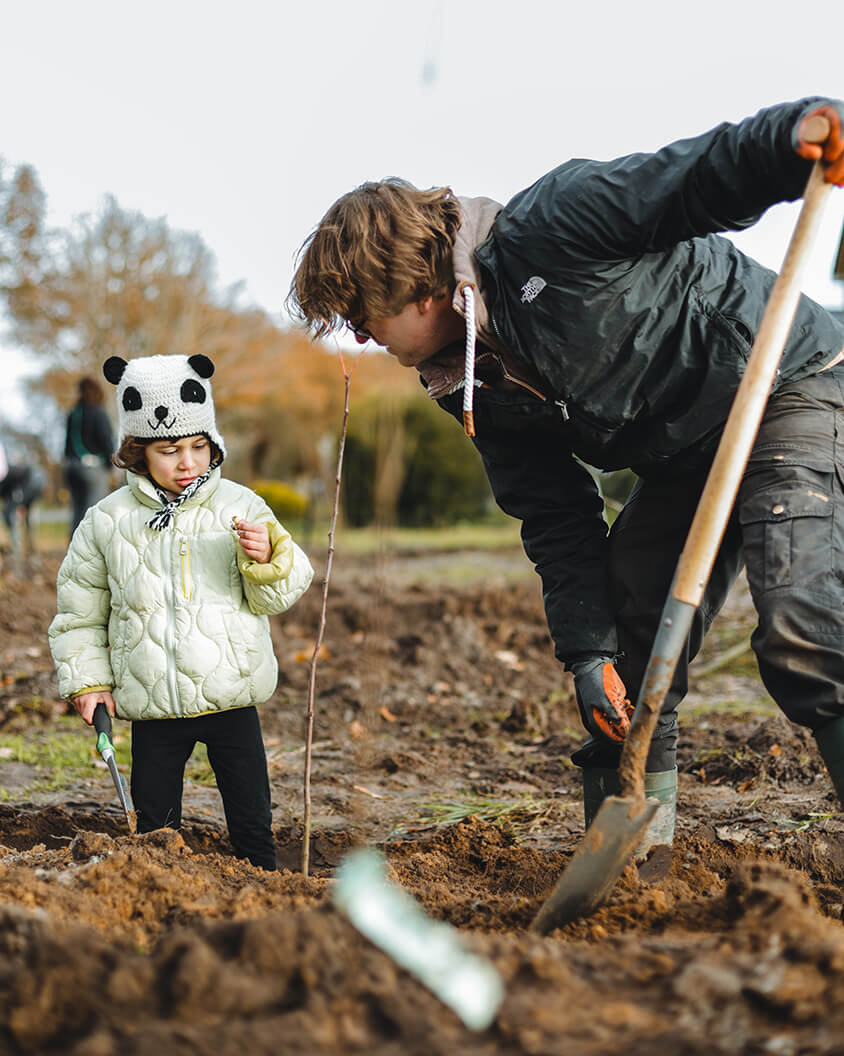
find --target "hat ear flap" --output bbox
[188,354,214,379]
[103,357,128,385]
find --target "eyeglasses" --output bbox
[345,320,372,342]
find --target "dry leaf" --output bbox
[353,784,384,799]
[494,649,524,671]
[294,644,331,663]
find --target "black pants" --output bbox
[604,366,844,772]
[131,706,276,870]
[64,459,110,537]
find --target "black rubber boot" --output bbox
[814,717,844,807]
[582,766,678,858]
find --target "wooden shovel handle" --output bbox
[618,160,833,799]
[673,161,833,605]
[802,114,831,144]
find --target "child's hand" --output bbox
[73,690,116,726]
[233,519,272,563]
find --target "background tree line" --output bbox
[0,158,492,528]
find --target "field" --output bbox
[0,533,843,1055]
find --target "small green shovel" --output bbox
[93,702,135,831]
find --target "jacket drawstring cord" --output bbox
[461,282,477,437]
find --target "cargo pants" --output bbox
[605,364,844,772]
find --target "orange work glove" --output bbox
[794,102,844,186]
[570,656,635,743]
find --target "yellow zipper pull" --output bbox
[179,539,191,598]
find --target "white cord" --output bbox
[461,284,477,436]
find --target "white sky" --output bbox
[1,0,844,425]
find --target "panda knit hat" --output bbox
[102,353,226,458]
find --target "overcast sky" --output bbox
[2,0,843,425]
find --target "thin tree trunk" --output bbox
[302,355,352,877]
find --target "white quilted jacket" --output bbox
[48,468,314,721]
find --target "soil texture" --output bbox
[0,545,842,1055]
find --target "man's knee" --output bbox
[752,593,844,726]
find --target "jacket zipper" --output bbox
[180,538,192,599]
[489,316,570,420]
[164,530,180,708]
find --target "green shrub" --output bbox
[252,479,308,522]
[342,391,490,527]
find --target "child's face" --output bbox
[145,435,212,494]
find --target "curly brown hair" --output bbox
[287,178,461,337]
[112,435,222,475]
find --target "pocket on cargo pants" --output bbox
[738,448,844,724]
[739,471,834,594]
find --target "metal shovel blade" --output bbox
[93,702,135,831]
[103,753,134,825]
[531,796,658,934]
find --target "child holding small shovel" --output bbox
[49,353,313,870]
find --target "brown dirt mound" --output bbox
[0,816,844,1055]
[1,547,843,1053]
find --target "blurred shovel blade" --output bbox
[334,849,503,1030]
[531,795,659,934]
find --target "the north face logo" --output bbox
[521,276,547,303]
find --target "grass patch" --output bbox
[686,695,778,719]
[391,794,551,840]
[0,716,220,798]
[330,519,522,555]
[0,715,131,799]
[185,742,218,787]
[770,811,844,832]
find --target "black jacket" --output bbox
[64,402,114,466]
[437,98,844,665]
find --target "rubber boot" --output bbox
[582,766,678,859]
[814,717,844,808]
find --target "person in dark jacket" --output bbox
[64,376,115,536]
[289,98,844,849]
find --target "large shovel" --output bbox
[532,134,834,935]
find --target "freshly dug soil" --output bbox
[0,545,842,1055]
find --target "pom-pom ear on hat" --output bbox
[103,356,128,385]
[104,353,226,456]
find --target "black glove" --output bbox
[570,655,634,743]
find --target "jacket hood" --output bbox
[452,196,502,344]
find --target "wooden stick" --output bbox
[302,350,353,878]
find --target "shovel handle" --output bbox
[93,701,113,739]
[673,162,832,606]
[619,161,833,799]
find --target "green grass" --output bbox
[184,742,218,786]
[391,794,551,840]
[0,714,217,798]
[0,715,131,799]
[772,811,844,832]
[321,518,523,555]
[686,695,778,719]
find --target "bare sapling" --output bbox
[302,346,355,877]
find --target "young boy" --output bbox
[49,353,313,869]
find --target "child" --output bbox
[49,353,314,870]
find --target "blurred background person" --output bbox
[64,376,114,536]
